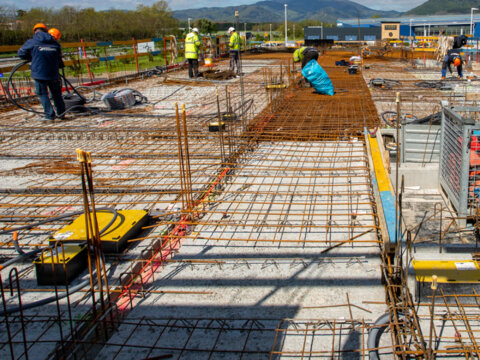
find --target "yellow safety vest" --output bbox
[185,32,201,59]
[293,47,306,62]
[229,32,241,51]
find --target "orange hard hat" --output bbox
[48,28,61,40]
[33,23,47,32]
[454,57,461,67]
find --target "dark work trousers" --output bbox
[34,78,65,120]
[442,56,463,78]
[188,58,199,78]
[229,50,240,74]
[301,50,319,69]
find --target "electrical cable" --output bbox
[0,276,93,316]
[0,207,117,238]
[0,208,117,272]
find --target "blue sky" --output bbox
[2,0,427,12]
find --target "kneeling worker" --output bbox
[293,47,319,68]
[441,48,463,79]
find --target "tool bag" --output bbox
[101,89,147,110]
[302,60,334,96]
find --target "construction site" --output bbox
[1,32,480,360]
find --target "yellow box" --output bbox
[34,244,87,285]
[412,260,480,283]
[49,209,149,253]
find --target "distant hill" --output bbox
[405,0,478,15]
[173,0,400,23]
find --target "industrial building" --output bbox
[305,13,480,43]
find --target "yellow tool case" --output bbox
[34,244,87,285]
[48,209,149,253]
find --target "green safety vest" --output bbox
[293,47,306,62]
[229,32,241,51]
[185,32,201,59]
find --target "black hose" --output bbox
[0,208,117,272]
[368,313,405,360]
[0,277,91,316]
[381,111,418,126]
[0,208,117,238]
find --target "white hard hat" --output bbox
[228,27,235,33]
[192,27,199,33]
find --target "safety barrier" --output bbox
[0,34,253,108]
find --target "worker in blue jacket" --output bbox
[18,23,65,121]
[441,48,463,79]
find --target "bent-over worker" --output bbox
[293,47,319,68]
[441,49,463,79]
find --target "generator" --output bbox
[49,209,149,253]
[34,244,87,285]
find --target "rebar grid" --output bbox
[2,50,477,360]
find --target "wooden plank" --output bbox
[0,45,21,52]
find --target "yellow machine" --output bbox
[49,209,149,253]
[34,244,87,285]
[208,121,226,132]
[412,260,480,283]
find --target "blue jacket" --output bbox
[18,31,64,81]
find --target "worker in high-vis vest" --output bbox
[185,27,201,78]
[228,27,241,74]
[293,46,319,68]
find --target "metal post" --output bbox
[395,92,401,245]
[132,37,139,73]
[321,23,323,39]
[471,8,478,35]
[293,24,295,43]
[284,4,288,46]
[427,275,438,360]
[188,18,191,32]
[235,11,245,130]
[81,39,93,83]
[270,24,272,41]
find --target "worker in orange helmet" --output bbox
[441,49,463,79]
[48,28,61,41]
[18,23,65,121]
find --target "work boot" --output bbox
[441,76,445,80]
[36,116,54,123]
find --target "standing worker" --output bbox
[441,48,463,79]
[453,34,467,49]
[48,28,61,41]
[185,27,201,79]
[293,47,319,69]
[18,23,65,122]
[228,27,241,74]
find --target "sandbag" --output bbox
[301,59,334,96]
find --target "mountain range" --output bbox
[173,0,400,23]
[405,0,480,15]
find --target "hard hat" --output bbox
[192,27,199,33]
[48,28,61,40]
[454,57,461,67]
[228,27,235,33]
[33,23,47,32]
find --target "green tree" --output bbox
[193,18,217,35]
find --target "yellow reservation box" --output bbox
[49,209,149,253]
[412,260,480,283]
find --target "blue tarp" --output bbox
[301,60,334,96]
